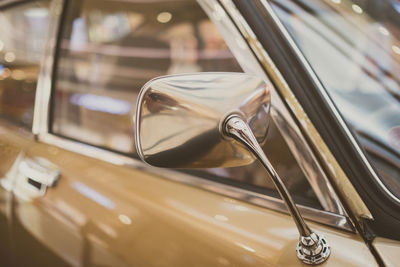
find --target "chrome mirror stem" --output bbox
[224,115,331,265]
[135,72,331,264]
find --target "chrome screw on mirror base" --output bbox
[224,115,330,265]
[296,232,330,265]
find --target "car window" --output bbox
[51,0,322,209]
[0,1,50,128]
[271,0,400,199]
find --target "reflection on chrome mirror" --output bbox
[135,73,270,168]
[135,72,330,265]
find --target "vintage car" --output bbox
[0,0,399,266]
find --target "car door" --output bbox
[0,0,379,266]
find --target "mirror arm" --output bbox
[224,115,330,265]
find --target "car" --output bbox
[0,0,399,266]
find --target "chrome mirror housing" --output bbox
[135,72,330,265]
[135,72,270,168]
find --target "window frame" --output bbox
[31,0,353,231]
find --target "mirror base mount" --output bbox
[224,115,330,265]
[297,233,331,265]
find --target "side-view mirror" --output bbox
[135,72,330,265]
[135,72,270,168]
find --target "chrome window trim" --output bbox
[40,132,353,231]
[257,0,400,206]
[218,0,371,220]
[32,0,354,231]
[32,0,61,136]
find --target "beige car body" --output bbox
[0,0,399,266]
[0,123,378,266]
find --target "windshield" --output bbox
[271,0,400,198]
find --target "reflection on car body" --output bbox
[0,0,399,266]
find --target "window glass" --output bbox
[0,1,50,128]
[52,0,241,152]
[271,0,400,199]
[52,0,321,209]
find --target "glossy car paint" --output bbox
[0,122,377,266]
[373,237,400,267]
